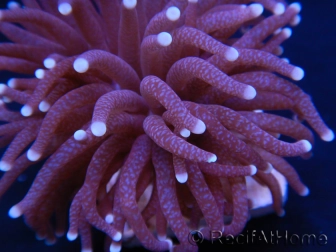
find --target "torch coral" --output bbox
[0,0,333,251]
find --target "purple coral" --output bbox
[0,0,333,251]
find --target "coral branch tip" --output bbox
[249,4,264,17]
[0,83,6,95]
[176,172,188,183]
[321,129,334,142]
[191,119,206,134]
[91,121,107,137]
[123,0,137,10]
[21,105,33,117]
[225,47,239,61]
[43,58,56,69]
[67,231,78,241]
[273,3,285,15]
[299,140,312,152]
[180,128,190,138]
[8,205,22,218]
[291,67,304,81]
[39,101,51,112]
[105,214,114,224]
[265,162,273,173]
[300,186,310,197]
[58,3,72,15]
[113,232,122,241]
[0,161,12,171]
[166,7,180,21]
[35,69,45,79]
[109,243,121,252]
[27,149,42,161]
[244,85,257,100]
[74,58,89,73]
[207,154,217,163]
[7,78,16,88]
[289,3,302,13]
[157,32,172,47]
[249,165,257,175]
[74,130,88,141]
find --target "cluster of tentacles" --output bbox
[0,0,334,251]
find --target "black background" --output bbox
[0,1,335,251]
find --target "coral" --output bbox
[0,0,333,251]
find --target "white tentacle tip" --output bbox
[225,47,239,61]
[43,58,56,69]
[249,3,264,17]
[123,0,137,9]
[299,139,312,152]
[0,161,12,171]
[45,238,56,246]
[21,105,33,117]
[243,85,257,100]
[176,172,188,183]
[74,130,88,141]
[105,214,114,224]
[38,101,50,112]
[265,162,273,173]
[73,58,89,73]
[106,170,120,192]
[157,32,172,47]
[290,15,301,26]
[106,184,112,193]
[3,97,12,103]
[91,121,107,137]
[8,205,22,218]
[81,249,93,252]
[35,233,46,240]
[7,1,21,10]
[7,78,16,88]
[273,3,285,15]
[207,154,217,163]
[67,232,78,241]
[35,69,45,79]
[281,57,289,63]
[282,28,292,38]
[27,149,42,161]
[164,238,173,251]
[300,186,310,197]
[191,119,206,134]
[291,67,304,81]
[180,128,190,138]
[113,232,122,241]
[289,3,302,13]
[278,209,286,217]
[58,3,72,15]
[249,165,257,175]
[166,6,180,21]
[109,243,121,252]
[0,83,7,95]
[321,129,334,142]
